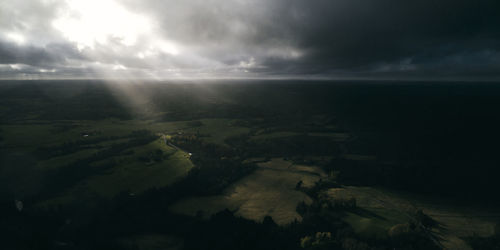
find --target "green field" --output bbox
[170,158,326,225]
[1,119,203,205]
[325,186,499,248]
[82,141,194,197]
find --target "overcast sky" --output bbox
[0,0,499,80]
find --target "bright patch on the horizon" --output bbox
[9,64,28,70]
[39,69,57,73]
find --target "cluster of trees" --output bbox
[137,149,166,163]
[35,135,121,160]
[170,133,201,146]
[225,134,344,159]
[466,225,500,250]
[300,179,341,199]
[294,178,441,250]
[169,136,256,195]
[325,157,500,203]
[36,130,154,160]
[300,232,333,248]
[0,199,64,250]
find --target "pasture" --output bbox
[170,158,326,225]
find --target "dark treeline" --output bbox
[168,136,256,195]
[35,135,121,160]
[226,134,344,159]
[466,226,500,250]
[35,129,153,160]
[327,158,500,203]
[34,131,157,200]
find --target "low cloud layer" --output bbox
[1,0,499,80]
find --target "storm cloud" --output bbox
[0,0,499,79]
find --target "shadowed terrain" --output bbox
[1,80,500,250]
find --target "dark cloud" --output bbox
[252,0,500,77]
[1,0,499,79]
[0,41,82,66]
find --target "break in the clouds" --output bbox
[0,0,499,80]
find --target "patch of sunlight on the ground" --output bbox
[170,158,326,225]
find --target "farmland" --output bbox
[171,158,326,225]
[2,81,500,249]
